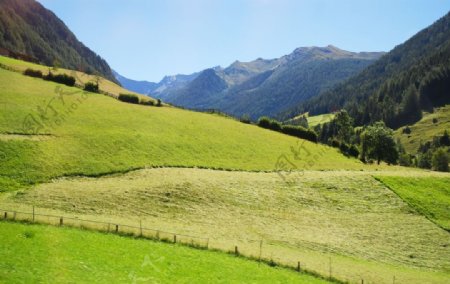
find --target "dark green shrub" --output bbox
[398,153,412,166]
[240,114,251,124]
[402,126,411,134]
[44,72,76,86]
[84,82,99,93]
[118,93,139,104]
[268,120,282,131]
[257,117,271,129]
[280,125,318,143]
[348,144,360,158]
[141,99,154,106]
[339,142,350,154]
[258,116,281,131]
[417,151,432,169]
[156,99,162,107]
[330,139,340,148]
[258,117,317,142]
[432,148,449,172]
[23,68,43,78]
[440,130,450,146]
[334,141,359,158]
[432,118,438,124]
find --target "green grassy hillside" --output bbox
[0,221,327,283]
[0,55,152,102]
[285,113,335,128]
[395,105,450,153]
[306,113,336,127]
[375,176,450,230]
[2,168,449,283]
[0,62,364,191]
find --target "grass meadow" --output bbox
[1,168,448,283]
[375,175,450,230]
[307,113,336,127]
[0,221,329,283]
[394,105,450,153]
[286,113,335,128]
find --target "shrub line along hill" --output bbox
[0,55,157,105]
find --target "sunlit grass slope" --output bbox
[0,65,364,191]
[307,113,336,127]
[0,222,328,283]
[395,105,450,153]
[375,175,450,231]
[286,113,335,128]
[2,168,449,284]
[0,55,153,102]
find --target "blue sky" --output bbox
[37,0,450,82]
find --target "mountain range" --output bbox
[116,45,384,120]
[282,11,450,129]
[0,0,117,83]
[113,70,201,100]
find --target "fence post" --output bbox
[156,230,160,240]
[13,211,16,220]
[206,238,209,249]
[139,220,143,237]
[32,206,35,222]
[4,212,7,219]
[329,257,332,279]
[393,276,396,284]
[235,246,239,256]
[173,234,177,243]
[361,279,364,284]
[115,224,119,233]
[60,217,63,226]
[297,261,301,272]
[259,240,263,261]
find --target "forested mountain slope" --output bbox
[0,0,118,83]
[282,12,450,129]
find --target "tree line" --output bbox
[256,110,449,172]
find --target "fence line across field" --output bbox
[0,207,208,244]
[1,206,401,284]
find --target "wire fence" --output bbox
[0,206,409,284]
[0,207,209,248]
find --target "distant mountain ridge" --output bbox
[0,0,118,83]
[112,70,158,95]
[210,45,383,119]
[116,45,384,119]
[152,72,200,100]
[115,70,200,98]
